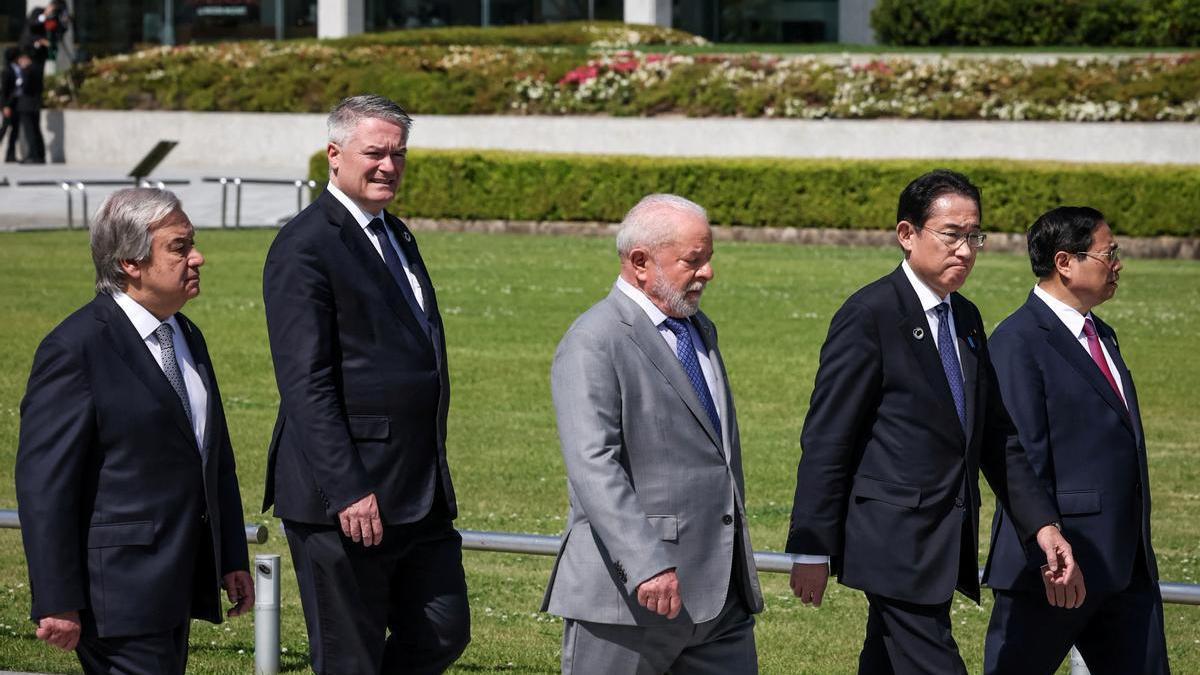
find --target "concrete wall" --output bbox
[51,110,1200,172]
[838,0,878,45]
[317,0,363,38]
[624,0,672,27]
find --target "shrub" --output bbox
[872,0,1200,47]
[309,150,1200,237]
[55,45,1200,122]
[331,20,707,48]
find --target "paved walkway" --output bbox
[0,162,314,231]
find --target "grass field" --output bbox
[0,228,1196,674]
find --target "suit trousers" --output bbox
[984,563,1169,675]
[561,585,757,675]
[3,111,18,161]
[17,109,43,162]
[859,593,967,675]
[284,513,471,675]
[75,621,191,675]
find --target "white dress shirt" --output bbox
[1032,285,1126,401]
[615,277,722,432]
[112,291,208,448]
[792,262,966,567]
[326,181,425,310]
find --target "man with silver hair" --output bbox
[542,193,763,673]
[263,94,469,674]
[15,188,253,674]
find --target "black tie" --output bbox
[367,218,431,336]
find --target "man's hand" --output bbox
[339,492,383,547]
[35,611,81,651]
[636,568,682,619]
[790,562,829,607]
[1036,524,1086,608]
[222,570,255,618]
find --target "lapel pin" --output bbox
[912,327,925,340]
[402,231,412,243]
[966,335,976,350]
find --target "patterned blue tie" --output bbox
[934,303,967,433]
[367,218,431,337]
[661,317,722,435]
[155,322,193,426]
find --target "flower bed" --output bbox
[56,35,1200,122]
[309,150,1200,237]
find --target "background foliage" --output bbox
[309,150,1200,237]
[873,0,1200,47]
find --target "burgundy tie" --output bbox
[1082,317,1125,406]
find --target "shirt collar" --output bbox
[1033,284,1090,337]
[901,259,952,313]
[616,276,669,327]
[325,181,385,231]
[111,291,182,341]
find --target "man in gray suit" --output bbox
[542,193,764,674]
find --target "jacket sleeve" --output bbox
[786,300,882,559]
[263,235,372,517]
[979,325,1059,543]
[550,326,675,593]
[15,335,93,621]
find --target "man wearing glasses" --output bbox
[982,207,1169,674]
[785,170,1084,673]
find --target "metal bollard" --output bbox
[62,182,73,229]
[77,183,88,229]
[254,554,281,675]
[234,178,243,228]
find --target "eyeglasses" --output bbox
[1075,248,1121,265]
[916,225,987,250]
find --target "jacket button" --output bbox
[954,497,964,508]
[722,514,734,525]
[200,513,210,524]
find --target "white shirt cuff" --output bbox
[788,554,830,566]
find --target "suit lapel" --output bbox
[95,295,198,451]
[889,268,965,443]
[177,315,213,460]
[323,193,433,353]
[951,295,980,447]
[1095,314,1140,440]
[1027,295,1134,435]
[387,214,446,366]
[614,290,723,450]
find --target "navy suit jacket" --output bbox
[262,189,456,525]
[15,294,249,637]
[786,266,1058,604]
[983,291,1158,595]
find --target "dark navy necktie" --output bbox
[934,303,967,433]
[367,217,431,336]
[661,317,722,435]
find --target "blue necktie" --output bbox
[155,322,193,426]
[367,218,431,337]
[661,317,722,435]
[934,303,967,433]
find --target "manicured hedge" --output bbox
[308,150,1200,237]
[331,21,705,48]
[873,0,1200,47]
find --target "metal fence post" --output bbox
[61,182,73,230]
[234,178,243,229]
[1069,646,1090,675]
[219,177,229,228]
[254,553,281,675]
[77,183,89,229]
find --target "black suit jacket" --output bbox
[786,266,1058,604]
[0,64,16,109]
[983,292,1157,596]
[15,294,249,637]
[262,189,456,525]
[15,62,42,113]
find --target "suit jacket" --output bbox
[262,189,456,525]
[541,286,764,625]
[786,266,1058,605]
[0,64,16,109]
[15,294,249,637]
[982,291,1157,596]
[15,62,41,113]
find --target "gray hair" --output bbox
[91,188,181,295]
[328,94,414,146]
[615,193,709,259]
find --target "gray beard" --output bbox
[651,274,702,317]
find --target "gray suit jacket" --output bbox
[541,286,764,625]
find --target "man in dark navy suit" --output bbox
[982,206,1169,674]
[15,188,253,674]
[263,94,469,674]
[785,170,1085,674]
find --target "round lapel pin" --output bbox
[402,231,412,243]
[912,327,925,340]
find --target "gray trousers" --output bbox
[562,592,757,675]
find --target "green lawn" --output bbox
[0,229,1196,674]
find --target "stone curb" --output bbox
[407,218,1200,260]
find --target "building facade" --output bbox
[4,0,876,60]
